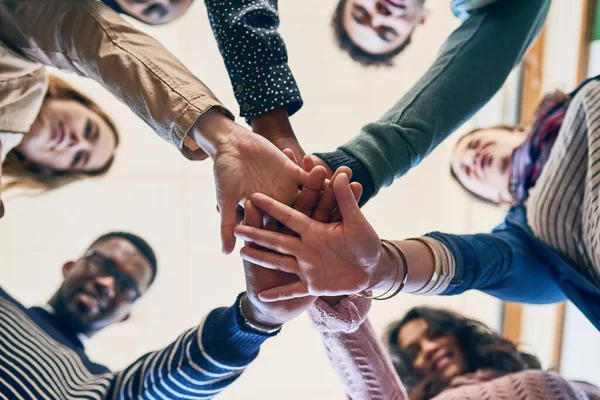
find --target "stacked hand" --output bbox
[241,153,363,325]
[236,154,376,302]
[192,109,310,255]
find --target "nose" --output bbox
[94,275,116,300]
[420,339,439,361]
[67,131,79,148]
[461,149,477,168]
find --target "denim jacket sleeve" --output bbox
[426,224,567,304]
[205,0,303,121]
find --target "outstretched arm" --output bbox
[309,297,408,400]
[316,0,551,205]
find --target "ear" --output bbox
[119,313,131,323]
[419,8,431,25]
[62,261,76,278]
[46,85,59,98]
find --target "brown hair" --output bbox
[386,307,541,400]
[332,0,414,67]
[2,75,119,193]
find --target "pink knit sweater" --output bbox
[308,297,600,400]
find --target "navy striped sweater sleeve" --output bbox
[0,288,270,400]
[106,304,270,399]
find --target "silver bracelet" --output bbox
[237,293,282,335]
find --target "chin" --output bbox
[441,364,463,380]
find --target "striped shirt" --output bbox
[527,80,600,287]
[0,287,270,399]
[423,80,600,293]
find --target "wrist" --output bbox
[241,294,284,329]
[251,107,294,138]
[368,244,397,291]
[191,108,238,159]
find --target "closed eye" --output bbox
[352,5,370,25]
[71,151,91,169]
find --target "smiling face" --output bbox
[451,127,528,204]
[341,0,428,55]
[52,238,153,335]
[17,98,117,174]
[398,318,468,381]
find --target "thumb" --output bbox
[333,173,364,224]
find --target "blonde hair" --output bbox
[2,75,120,193]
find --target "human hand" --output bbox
[234,171,377,301]
[307,155,334,179]
[241,163,329,326]
[191,109,308,254]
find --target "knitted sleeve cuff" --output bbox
[313,149,376,206]
[308,295,371,334]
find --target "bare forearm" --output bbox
[369,240,435,294]
[251,107,305,163]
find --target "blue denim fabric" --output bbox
[429,206,600,331]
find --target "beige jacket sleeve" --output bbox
[0,0,233,160]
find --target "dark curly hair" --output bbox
[385,307,541,400]
[331,0,413,67]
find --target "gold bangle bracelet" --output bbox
[356,239,407,300]
[374,240,408,301]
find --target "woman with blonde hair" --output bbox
[1,75,119,192]
[0,1,309,253]
[0,74,119,217]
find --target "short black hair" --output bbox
[89,232,158,286]
[332,0,413,67]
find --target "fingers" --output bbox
[303,155,315,172]
[250,193,312,234]
[283,148,299,166]
[240,246,299,274]
[258,281,310,302]
[312,166,352,223]
[219,199,237,255]
[331,181,363,222]
[243,200,262,229]
[333,173,365,224]
[234,225,301,255]
[293,166,326,217]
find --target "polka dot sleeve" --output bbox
[205,0,303,121]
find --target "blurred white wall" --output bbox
[0,0,576,398]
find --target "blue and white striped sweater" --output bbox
[0,287,269,399]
